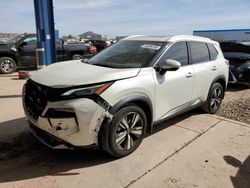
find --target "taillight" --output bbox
[88,46,97,54]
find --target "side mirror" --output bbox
[157,59,181,74]
[20,41,28,47]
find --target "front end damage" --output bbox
[229,66,250,84]
[22,79,112,149]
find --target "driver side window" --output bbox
[158,41,189,66]
[23,37,37,45]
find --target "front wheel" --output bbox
[0,57,17,74]
[202,82,224,114]
[100,105,147,158]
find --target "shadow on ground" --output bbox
[224,155,250,188]
[0,95,22,99]
[0,111,197,183]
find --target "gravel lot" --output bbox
[217,84,250,124]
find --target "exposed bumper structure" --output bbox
[23,80,110,148]
[24,98,108,147]
[229,67,250,84]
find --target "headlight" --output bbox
[61,82,113,98]
[239,62,250,70]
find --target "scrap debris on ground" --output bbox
[217,84,250,124]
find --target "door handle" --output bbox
[186,72,193,78]
[212,66,217,71]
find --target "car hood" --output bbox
[30,60,141,88]
[0,43,10,49]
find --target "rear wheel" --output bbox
[0,57,17,74]
[202,82,224,114]
[100,105,147,158]
[72,54,83,60]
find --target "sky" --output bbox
[0,0,250,37]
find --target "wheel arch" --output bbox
[211,75,227,94]
[109,95,153,133]
[203,75,227,102]
[0,54,17,64]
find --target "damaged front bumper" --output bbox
[24,97,112,149]
[229,67,250,84]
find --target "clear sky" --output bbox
[0,0,249,37]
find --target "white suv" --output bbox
[23,35,229,157]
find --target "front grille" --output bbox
[24,80,49,120]
[24,79,69,120]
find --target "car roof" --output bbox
[123,35,218,44]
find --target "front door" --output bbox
[18,36,37,68]
[154,41,194,121]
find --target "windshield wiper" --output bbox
[81,59,89,64]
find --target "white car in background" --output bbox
[23,35,229,157]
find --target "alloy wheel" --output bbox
[1,60,14,73]
[210,87,223,112]
[115,112,143,150]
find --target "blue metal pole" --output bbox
[33,0,56,66]
[33,0,46,67]
[42,0,56,65]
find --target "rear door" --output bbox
[189,42,217,102]
[154,41,195,121]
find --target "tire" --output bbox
[100,105,147,158]
[0,57,17,74]
[72,54,83,60]
[202,82,224,114]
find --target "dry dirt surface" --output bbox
[217,84,250,124]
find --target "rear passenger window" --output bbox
[158,42,189,66]
[190,42,210,64]
[207,44,218,60]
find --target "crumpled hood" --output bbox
[30,60,140,88]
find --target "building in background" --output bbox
[193,29,250,43]
[0,32,18,43]
[116,36,127,41]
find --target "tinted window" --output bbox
[23,37,37,45]
[207,44,218,60]
[158,42,188,66]
[190,42,210,64]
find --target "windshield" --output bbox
[6,35,24,44]
[87,40,165,68]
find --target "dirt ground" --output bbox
[217,84,250,124]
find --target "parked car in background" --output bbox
[0,34,97,74]
[220,42,250,84]
[84,39,108,52]
[22,35,228,157]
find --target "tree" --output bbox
[68,34,73,39]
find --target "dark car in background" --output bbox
[84,39,108,52]
[0,34,97,74]
[220,42,250,84]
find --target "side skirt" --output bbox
[153,99,203,126]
